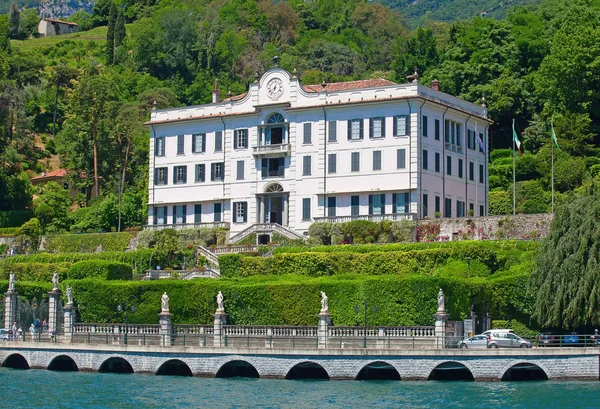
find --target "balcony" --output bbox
[313,213,417,223]
[261,166,285,178]
[143,221,230,231]
[252,143,291,157]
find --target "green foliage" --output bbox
[488,190,513,216]
[0,209,33,227]
[0,261,71,282]
[44,232,133,253]
[67,260,132,280]
[33,182,72,232]
[343,220,381,244]
[0,227,19,236]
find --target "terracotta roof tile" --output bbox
[30,168,67,182]
[41,18,78,26]
[303,78,397,93]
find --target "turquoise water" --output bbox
[0,368,599,408]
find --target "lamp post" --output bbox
[466,256,471,279]
[118,296,137,345]
[354,300,376,348]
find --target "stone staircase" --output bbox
[196,245,221,277]
[228,223,305,245]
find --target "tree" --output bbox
[106,1,118,64]
[33,182,72,232]
[50,64,78,138]
[531,186,600,328]
[114,8,126,49]
[8,3,20,39]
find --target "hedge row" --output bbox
[218,246,501,278]
[0,210,34,228]
[0,271,525,326]
[0,260,132,281]
[68,260,132,280]
[44,232,134,253]
[0,227,19,236]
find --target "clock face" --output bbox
[266,78,284,100]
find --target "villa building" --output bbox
[145,61,491,243]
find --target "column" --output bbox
[316,313,331,349]
[434,311,448,349]
[258,197,264,224]
[63,304,76,342]
[159,311,173,346]
[213,312,228,347]
[283,195,289,227]
[4,290,17,331]
[48,289,61,336]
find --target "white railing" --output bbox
[252,143,291,156]
[174,325,214,335]
[197,245,219,265]
[180,269,220,279]
[212,245,259,254]
[73,323,160,334]
[143,222,229,231]
[313,213,417,223]
[229,223,305,244]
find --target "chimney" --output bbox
[41,172,46,177]
[431,79,441,91]
[212,79,221,103]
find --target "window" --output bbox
[458,158,463,179]
[423,115,428,137]
[303,156,312,176]
[174,165,187,184]
[479,164,484,183]
[234,129,248,149]
[236,160,244,180]
[480,204,484,217]
[435,152,440,173]
[177,134,185,155]
[351,195,360,217]
[194,204,202,223]
[457,200,465,218]
[422,193,428,217]
[369,194,386,215]
[215,131,223,152]
[392,192,410,214]
[327,197,337,217]
[214,203,222,222]
[370,117,385,138]
[211,162,224,181]
[153,206,167,225]
[302,198,311,221]
[154,167,168,185]
[351,152,360,172]
[155,136,165,156]
[303,122,312,144]
[467,130,476,150]
[397,149,406,169]
[469,161,474,181]
[469,203,474,214]
[435,196,440,214]
[444,120,462,152]
[233,202,247,223]
[444,198,452,218]
[373,150,382,171]
[328,153,337,174]
[262,157,284,178]
[394,115,410,137]
[446,156,452,176]
[328,121,337,142]
[192,133,205,153]
[347,119,363,140]
[174,205,186,224]
[423,149,428,170]
[435,119,440,141]
[195,164,205,182]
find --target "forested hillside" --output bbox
[0,0,600,235]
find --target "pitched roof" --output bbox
[303,78,397,93]
[41,18,78,26]
[30,169,67,182]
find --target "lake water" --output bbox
[1,368,598,408]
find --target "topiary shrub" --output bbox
[343,220,381,244]
[67,260,133,280]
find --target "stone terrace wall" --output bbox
[417,214,553,242]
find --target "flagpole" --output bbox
[513,119,516,216]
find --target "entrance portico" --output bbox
[257,183,289,227]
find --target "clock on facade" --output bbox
[266,78,284,100]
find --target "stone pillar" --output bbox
[48,289,61,336]
[159,311,173,346]
[317,313,331,349]
[213,312,228,347]
[434,311,448,349]
[283,196,289,227]
[259,197,265,223]
[4,289,17,331]
[63,303,76,342]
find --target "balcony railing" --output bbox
[261,166,285,178]
[143,221,229,231]
[252,143,291,156]
[314,213,416,223]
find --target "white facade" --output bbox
[37,19,78,37]
[145,66,490,238]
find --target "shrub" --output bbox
[67,260,133,280]
[343,220,381,244]
[0,262,72,282]
[0,227,19,236]
[44,232,134,253]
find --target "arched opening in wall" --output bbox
[502,363,548,381]
[285,362,329,380]
[48,355,78,372]
[215,360,259,378]
[428,362,474,381]
[356,361,401,380]
[156,359,193,377]
[98,357,134,374]
[2,354,29,370]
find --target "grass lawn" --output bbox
[10,25,113,50]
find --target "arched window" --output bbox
[265,183,284,193]
[267,113,285,124]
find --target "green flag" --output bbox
[512,121,522,155]
[551,120,561,152]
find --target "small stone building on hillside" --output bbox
[37,18,78,37]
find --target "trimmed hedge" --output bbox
[0,227,19,236]
[68,260,132,280]
[0,262,72,282]
[44,232,134,253]
[0,210,34,228]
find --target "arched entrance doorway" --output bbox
[257,183,288,228]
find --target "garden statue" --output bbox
[320,291,329,313]
[66,286,74,305]
[161,292,169,312]
[8,272,15,291]
[216,291,224,312]
[52,272,59,290]
[437,288,445,312]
